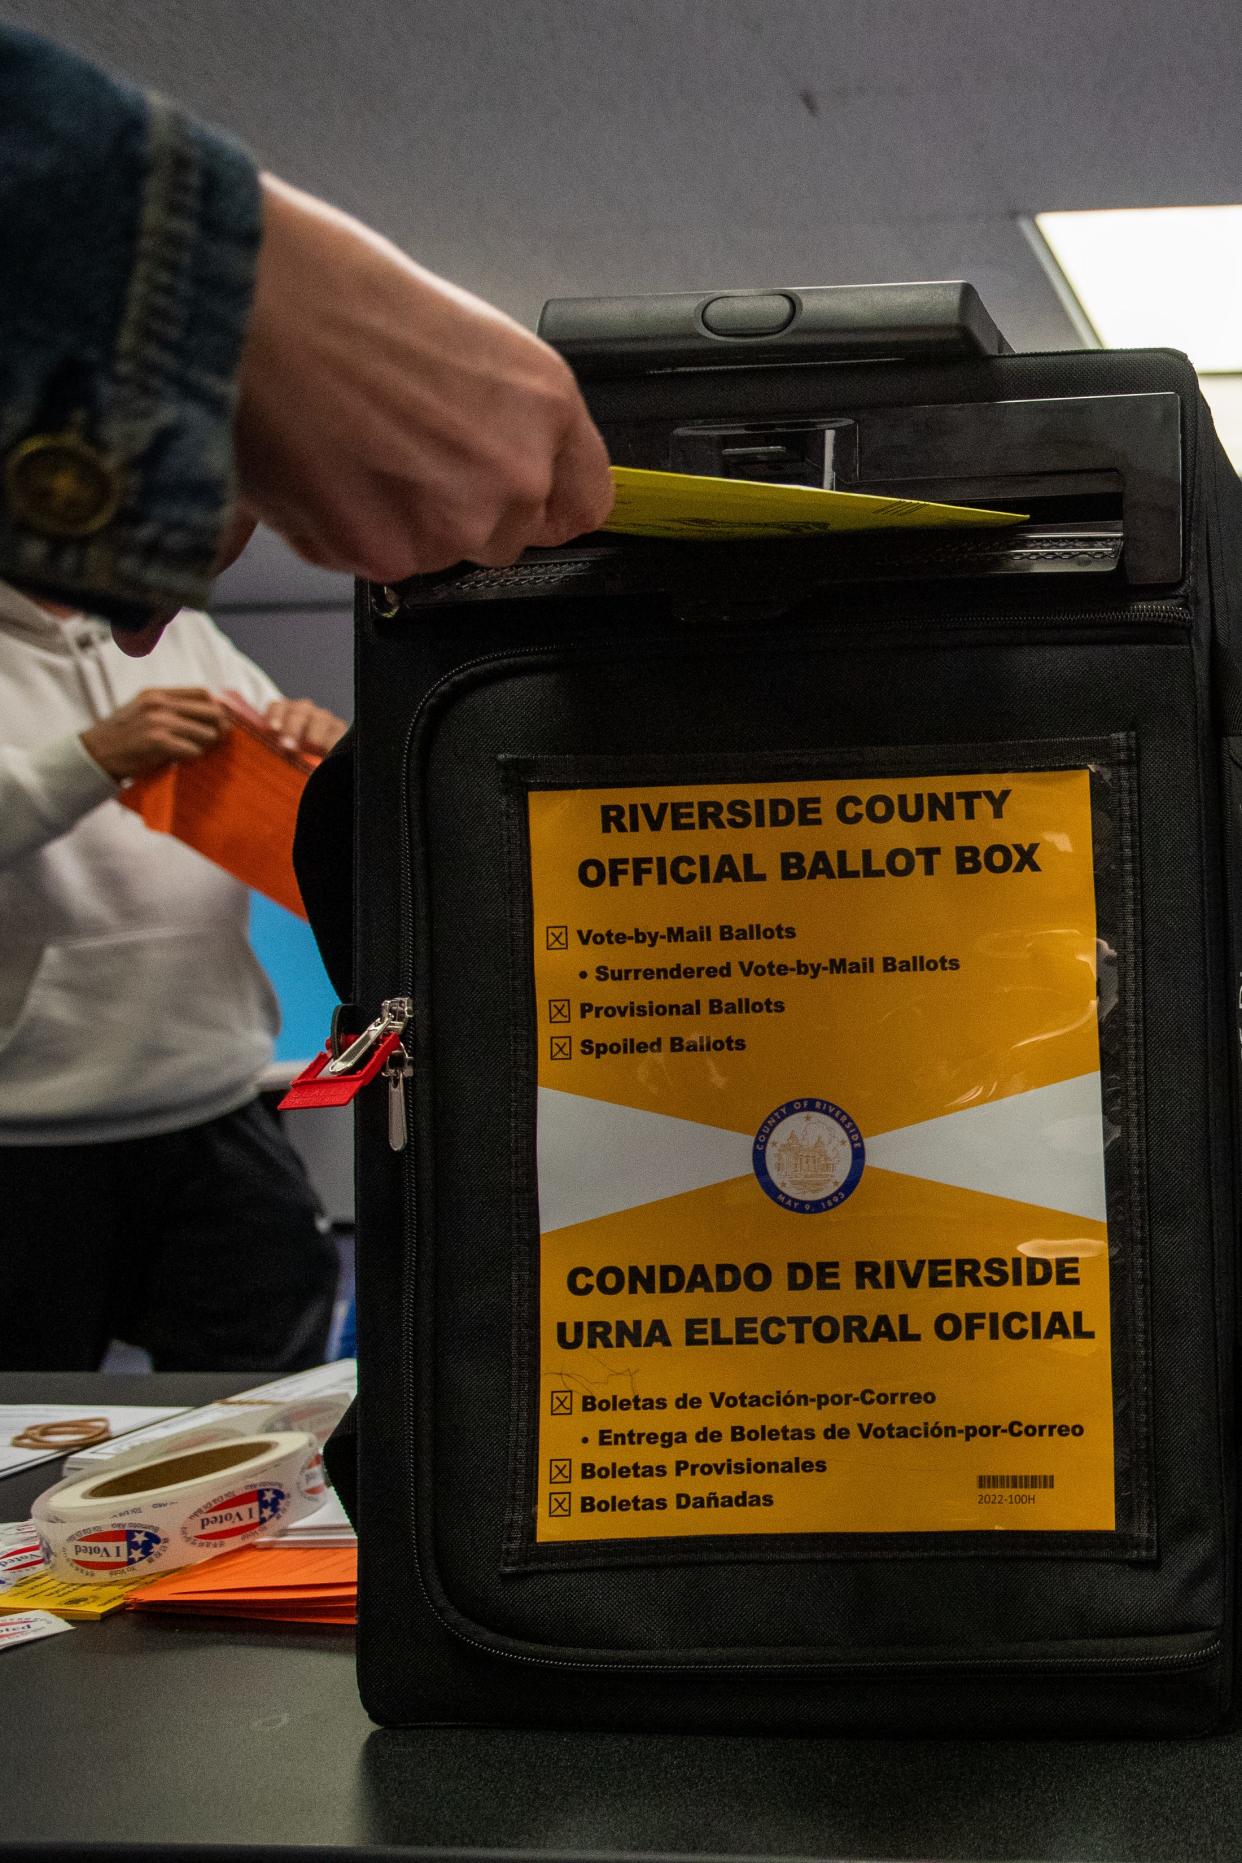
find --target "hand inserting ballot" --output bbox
[234,176,615,577]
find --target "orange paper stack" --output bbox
[120,692,315,917]
[126,1545,356,1625]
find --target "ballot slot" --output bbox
[653,396,1168,574]
[390,516,1125,613]
[660,394,1177,584]
[841,392,1179,584]
[829,472,1126,579]
[388,391,1182,616]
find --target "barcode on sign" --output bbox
[977,1474,1054,1490]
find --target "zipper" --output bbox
[391,577,1192,635]
[324,995,412,1076]
[278,994,413,1122]
[393,530,1153,609]
[334,993,416,1154]
[389,611,1216,1680]
[383,1038,414,1152]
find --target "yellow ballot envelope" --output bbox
[602,465,1026,540]
[0,1570,153,1619]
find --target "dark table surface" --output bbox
[3,1372,1242,1863]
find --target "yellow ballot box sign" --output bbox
[602,465,1026,540]
[527,765,1118,1545]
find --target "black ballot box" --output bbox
[321,283,1242,1738]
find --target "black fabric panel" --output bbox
[294,729,356,1002]
[412,625,1220,1661]
[323,1398,359,1527]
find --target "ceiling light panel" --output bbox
[1036,207,1242,372]
[1199,376,1242,471]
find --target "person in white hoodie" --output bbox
[0,577,346,1371]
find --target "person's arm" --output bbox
[0,26,260,629]
[0,735,118,870]
[0,28,613,654]
[0,689,227,870]
[228,176,615,586]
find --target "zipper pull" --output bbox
[324,996,412,1076]
[278,995,413,1113]
[384,1041,414,1152]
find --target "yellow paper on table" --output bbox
[0,1570,154,1619]
[602,466,1025,541]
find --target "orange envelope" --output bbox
[120,692,317,917]
[127,1545,357,1626]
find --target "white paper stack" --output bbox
[62,1360,356,1478]
[0,1404,185,1479]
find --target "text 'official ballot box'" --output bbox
[329,283,1242,1737]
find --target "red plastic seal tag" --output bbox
[278,1033,401,1111]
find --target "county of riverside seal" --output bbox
[753,1099,865,1213]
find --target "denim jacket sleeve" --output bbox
[0,26,262,627]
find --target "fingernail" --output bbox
[280,735,298,750]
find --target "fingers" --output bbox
[141,689,228,728]
[535,412,615,547]
[313,713,349,754]
[164,716,225,751]
[268,463,591,583]
[159,728,222,762]
[266,698,316,750]
[244,444,425,581]
[136,690,230,760]
[468,494,553,569]
[265,699,347,756]
[83,689,231,780]
[146,715,227,761]
[444,396,612,565]
[282,533,358,573]
[234,175,616,585]
[146,687,222,709]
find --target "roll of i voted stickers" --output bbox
[32,1433,318,1582]
[0,1520,49,1583]
[298,1445,327,1503]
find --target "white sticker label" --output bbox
[0,1609,74,1650]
